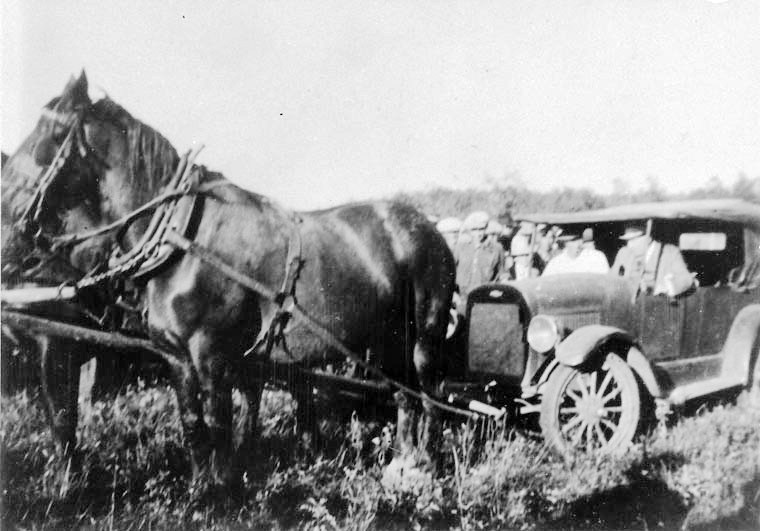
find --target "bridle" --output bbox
[9,105,109,281]
[16,105,107,251]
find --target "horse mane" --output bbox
[91,98,179,198]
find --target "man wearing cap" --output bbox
[436,217,462,252]
[508,234,540,280]
[542,233,584,276]
[611,225,695,297]
[485,219,504,247]
[575,227,609,274]
[454,211,503,302]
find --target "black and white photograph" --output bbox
[1,1,759,529]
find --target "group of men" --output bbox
[436,212,696,311]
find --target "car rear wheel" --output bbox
[540,352,640,453]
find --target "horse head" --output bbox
[3,71,179,284]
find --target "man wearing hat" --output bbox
[508,234,540,280]
[611,224,695,297]
[436,217,462,252]
[542,233,584,276]
[455,211,503,303]
[485,219,504,247]
[575,227,609,274]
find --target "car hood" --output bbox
[480,273,636,331]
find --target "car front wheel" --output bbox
[540,352,640,453]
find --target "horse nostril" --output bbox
[22,256,42,270]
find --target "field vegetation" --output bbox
[2,379,758,530]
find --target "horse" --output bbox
[2,141,95,454]
[3,71,456,486]
[2,146,166,454]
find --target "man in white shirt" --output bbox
[542,234,583,276]
[576,228,609,274]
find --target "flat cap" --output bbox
[463,211,490,230]
[436,217,462,233]
[486,220,504,235]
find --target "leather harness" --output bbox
[15,105,473,418]
[18,119,305,360]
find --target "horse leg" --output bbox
[393,389,419,456]
[413,337,442,465]
[294,369,321,452]
[39,336,87,455]
[185,332,238,487]
[233,377,264,479]
[165,357,209,480]
[411,286,448,468]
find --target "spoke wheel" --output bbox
[540,352,640,454]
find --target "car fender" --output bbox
[555,324,664,399]
[719,304,760,385]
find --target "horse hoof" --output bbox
[381,454,433,494]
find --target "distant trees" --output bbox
[393,173,760,219]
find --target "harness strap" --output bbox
[253,214,304,359]
[163,228,473,418]
[16,121,78,233]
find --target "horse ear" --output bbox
[61,70,90,107]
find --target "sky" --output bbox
[2,1,759,210]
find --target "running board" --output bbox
[667,376,745,406]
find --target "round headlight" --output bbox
[527,314,559,353]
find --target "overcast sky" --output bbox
[2,1,759,209]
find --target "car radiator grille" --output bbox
[556,311,601,332]
[467,303,525,377]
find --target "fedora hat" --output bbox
[619,226,645,240]
[557,233,580,243]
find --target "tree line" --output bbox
[392,173,760,222]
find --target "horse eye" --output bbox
[22,256,42,270]
[52,127,68,144]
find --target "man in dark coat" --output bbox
[611,225,695,297]
[455,211,502,304]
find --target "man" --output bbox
[485,219,504,247]
[454,211,502,302]
[508,234,540,280]
[436,217,462,252]
[536,224,555,266]
[575,227,610,274]
[610,225,695,297]
[542,234,583,276]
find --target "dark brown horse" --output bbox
[3,72,455,485]
[2,147,162,454]
[2,138,95,454]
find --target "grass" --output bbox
[1,382,759,530]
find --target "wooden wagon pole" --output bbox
[0,310,167,359]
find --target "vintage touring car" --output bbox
[450,199,760,452]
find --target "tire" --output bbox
[540,352,640,454]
